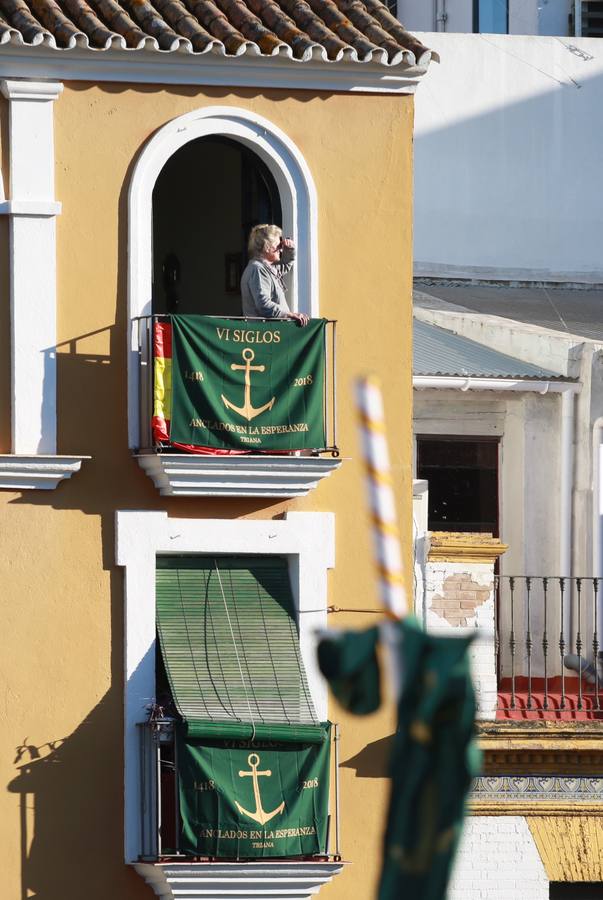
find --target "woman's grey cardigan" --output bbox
[240,247,295,318]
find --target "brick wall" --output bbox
[424,559,498,718]
[449,816,549,900]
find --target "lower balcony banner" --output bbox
[168,315,327,452]
[176,725,331,858]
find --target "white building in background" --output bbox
[407,22,603,900]
[408,29,603,577]
[396,0,595,38]
[412,32,603,283]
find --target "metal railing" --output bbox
[134,315,339,456]
[495,576,603,716]
[137,719,341,862]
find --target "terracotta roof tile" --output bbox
[0,0,437,66]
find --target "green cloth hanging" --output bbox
[318,616,480,900]
[316,625,381,715]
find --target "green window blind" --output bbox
[156,555,325,744]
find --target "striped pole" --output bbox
[356,375,408,620]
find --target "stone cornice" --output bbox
[477,721,603,775]
[0,79,63,101]
[0,454,89,490]
[136,452,343,498]
[467,799,603,821]
[427,531,508,564]
[0,46,427,95]
[469,800,603,816]
[135,861,345,900]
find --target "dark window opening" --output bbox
[155,632,177,719]
[575,1,603,37]
[474,0,509,33]
[550,885,603,899]
[384,0,398,15]
[152,136,282,316]
[417,436,499,535]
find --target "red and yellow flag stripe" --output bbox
[152,321,172,443]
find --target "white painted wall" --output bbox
[449,816,549,900]
[413,34,603,281]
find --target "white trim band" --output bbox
[135,452,343,497]
[0,199,62,216]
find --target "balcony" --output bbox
[134,719,344,900]
[495,576,603,721]
[417,528,603,722]
[134,315,342,498]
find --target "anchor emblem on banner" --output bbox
[235,753,285,825]
[221,348,276,422]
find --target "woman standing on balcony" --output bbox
[241,224,309,325]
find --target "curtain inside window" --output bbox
[156,555,326,743]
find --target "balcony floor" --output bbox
[498,676,603,720]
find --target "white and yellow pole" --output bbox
[356,375,408,620]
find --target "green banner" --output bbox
[177,727,331,858]
[169,316,326,451]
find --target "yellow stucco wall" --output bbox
[0,82,413,900]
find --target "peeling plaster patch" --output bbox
[431,573,493,627]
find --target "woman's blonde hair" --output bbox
[248,224,282,258]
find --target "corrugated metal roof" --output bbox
[0,0,436,67]
[413,319,565,380]
[414,282,603,343]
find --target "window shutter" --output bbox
[156,555,325,743]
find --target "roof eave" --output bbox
[413,375,580,393]
[0,41,435,94]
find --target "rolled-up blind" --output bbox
[156,555,325,743]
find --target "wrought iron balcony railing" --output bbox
[495,575,603,719]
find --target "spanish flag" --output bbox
[152,322,246,455]
[152,321,172,443]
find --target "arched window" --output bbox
[128,107,318,449]
[152,137,282,316]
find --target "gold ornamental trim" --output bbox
[469,801,603,817]
[477,721,603,774]
[427,532,508,564]
[528,816,603,881]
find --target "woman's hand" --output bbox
[289,311,309,326]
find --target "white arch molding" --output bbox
[127,106,319,448]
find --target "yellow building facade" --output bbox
[0,5,435,898]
